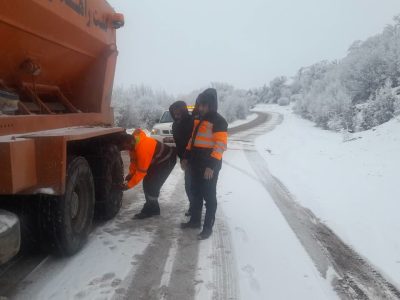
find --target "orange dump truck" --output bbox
[0,0,125,260]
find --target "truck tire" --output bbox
[41,157,95,256]
[94,144,124,220]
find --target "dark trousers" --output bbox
[141,154,176,214]
[189,165,220,230]
[184,168,194,211]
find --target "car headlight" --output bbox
[151,129,160,135]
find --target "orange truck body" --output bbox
[0,0,124,195]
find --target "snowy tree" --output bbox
[286,14,400,131]
[277,97,290,106]
[210,82,251,122]
[178,82,252,123]
[248,85,270,104]
[112,85,172,129]
[394,87,400,116]
[353,80,397,130]
[266,76,288,104]
[112,86,132,127]
[290,94,303,103]
[113,83,254,129]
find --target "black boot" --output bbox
[134,200,160,219]
[133,212,153,219]
[150,201,161,216]
[180,221,201,229]
[145,194,161,215]
[198,227,212,240]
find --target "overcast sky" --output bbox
[108,0,400,95]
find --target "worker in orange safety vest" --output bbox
[180,88,228,240]
[120,129,176,219]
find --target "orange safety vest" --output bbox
[127,129,157,189]
[186,118,228,161]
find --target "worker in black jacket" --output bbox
[169,101,195,215]
[181,88,228,240]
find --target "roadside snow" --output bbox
[217,150,338,299]
[255,104,400,287]
[228,113,258,129]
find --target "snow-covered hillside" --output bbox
[256,104,400,286]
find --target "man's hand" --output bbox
[180,159,188,171]
[204,167,214,180]
[120,183,129,191]
[125,174,132,182]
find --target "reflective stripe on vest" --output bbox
[192,120,215,148]
[193,139,214,147]
[213,147,225,153]
[215,141,227,149]
[152,142,173,165]
[196,131,213,138]
[157,147,173,164]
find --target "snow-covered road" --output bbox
[226,112,400,299]
[1,111,399,300]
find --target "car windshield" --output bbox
[159,111,173,123]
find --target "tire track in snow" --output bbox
[163,226,199,300]
[211,214,240,300]
[114,166,203,300]
[243,111,400,300]
[113,168,189,300]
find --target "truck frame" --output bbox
[0,0,126,258]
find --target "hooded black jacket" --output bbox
[169,101,194,159]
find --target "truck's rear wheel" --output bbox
[41,157,94,256]
[94,145,124,220]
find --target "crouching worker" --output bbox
[120,129,176,219]
[181,88,228,240]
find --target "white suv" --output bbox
[150,110,175,146]
[151,106,194,146]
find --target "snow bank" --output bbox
[255,104,400,287]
